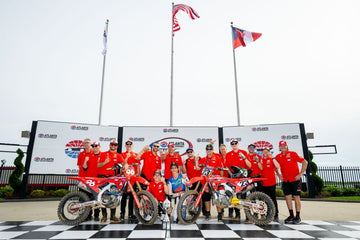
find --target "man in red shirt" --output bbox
[77,138,93,177]
[260,147,280,222]
[163,143,183,181]
[275,140,308,224]
[247,144,262,178]
[182,148,202,181]
[147,170,171,218]
[136,142,162,182]
[225,139,251,220]
[198,144,224,221]
[97,140,122,224]
[120,140,139,221]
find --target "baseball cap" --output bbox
[125,139,133,145]
[92,141,101,147]
[279,140,287,146]
[110,139,118,145]
[248,143,256,148]
[168,143,175,148]
[170,162,178,168]
[186,147,193,153]
[153,170,162,176]
[205,144,213,150]
[230,138,238,144]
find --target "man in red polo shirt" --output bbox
[163,143,183,181]
[198,144,224,221]
[136,142,162,182]
[183,148,202,181]
[119,140,139,221]
[275,140,308,224]
[247,143,262,178]
[77,138,93,177]
[97,140,123,224]
[225,139,251,220]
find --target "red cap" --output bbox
[110,139,118,145]
[168,143,175,147]
[230,138,238,143]
[279,140,287,146]
[92,141,101,147]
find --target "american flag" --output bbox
[102,21,108,56]
[172,4,200,34]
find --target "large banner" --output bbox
[29,121,118,174]
[222,123,305,158]
[122,127,219,161]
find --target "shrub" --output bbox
[323,186,342,196]
[30,189,45,198]
[312,174,324,195]
[9,149,25,194]
[301,191,309,198]
[342,187,358,196]
[320,191,332,198]
[275,188,284,197]
[45,190,56,197]
[55,189,70,197]
[0,185,14,198]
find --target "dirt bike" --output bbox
[176,165,275,225]
[57,163,158,225]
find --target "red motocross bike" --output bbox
[57,164,158,225]
[176,166,275,225]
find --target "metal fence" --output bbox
[317,166,360,189]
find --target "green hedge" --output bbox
[30,189,45,198]
[0,185,14,198]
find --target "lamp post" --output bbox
[0,159,6,183]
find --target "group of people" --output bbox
[77,137,308,225]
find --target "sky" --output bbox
[0,0,359,166]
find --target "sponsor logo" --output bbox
[34,157,54,162]
[70,125,89,131]
[251,140,274,157]
[37,133,57,139]
[163,128,179,133]
[196,138,213,143]
[154,137,193,156]
[128,137,145,142]
[225,137,241,142]
[65,140,84,159]
[65,168,79,174]
[252,127,269,132]
[99,137,116,142]
[281,135,299,140]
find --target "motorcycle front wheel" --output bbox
[244,191,275,225]
[133,190,158,225]
[57,191,91,226]
[177,190,202,225]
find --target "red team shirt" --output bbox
[77,149,93,177]
[275,151,304,182]
[164,153,183,180]
[97,150,124,176]
[225,149,250,173]
[140,151,162,181]
[260,157,277,186]
[84,152,101,177]
[184,157,202,179]
[248,153,262,177]
[198,153,223,175]
[215,153,229,177]
[148,181,166,202]
[120,151,140,174]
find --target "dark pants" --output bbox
[261,185,279,217]
[121,191,134,217]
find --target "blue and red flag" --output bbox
[232,26,262,49]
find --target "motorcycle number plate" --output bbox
[86,180,95,187]
[237,180,249,187]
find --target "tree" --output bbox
[308,150,324,195]
[9,148,25,194]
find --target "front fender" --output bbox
[130,176,150,186]
[186,176,205,186]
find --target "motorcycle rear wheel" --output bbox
[133,190,158,225]
[57,191,91,226]
[177,190,202,225]
[244,191,275,225]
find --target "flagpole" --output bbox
[98,19,109,126]
[231,22,241,126]
[170,2,175,127]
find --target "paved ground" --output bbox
[0,199,359,221]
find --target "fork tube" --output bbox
[128,181,141,208]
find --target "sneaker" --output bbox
[217,213,223,222]
[120,213,125,221]
[100,216,107,224]
[244,218,252,224]
[144,215,152,221]
[205,214,211,221]
[293,216,301,224]
[110,216,120,224]
[129,214,136,221]
[94,216,100,222]
[284,215,294,224]
[234,214,240,221]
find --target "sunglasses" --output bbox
[248,146,255,149]
[125,143,132,146]
[110,143,118,146]
[206,148,213,151]
[92,145,99,147]
[186,151,193,154]
[230,142,238,145]
[153,145,160,148]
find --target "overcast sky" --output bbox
[0,0,359,166]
